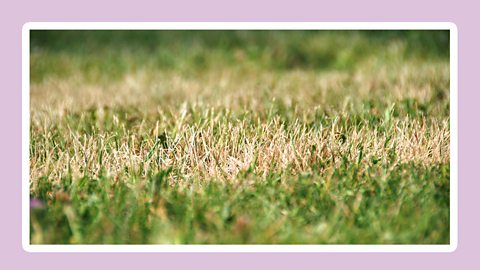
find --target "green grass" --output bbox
[29,30,450,244]
[31,163,449,244]
[30,30,449,83]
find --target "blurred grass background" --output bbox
[30,30,449,82]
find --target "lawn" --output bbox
[29,30,450,244]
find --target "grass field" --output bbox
[29,30,450,244]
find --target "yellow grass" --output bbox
[30,61,450,183]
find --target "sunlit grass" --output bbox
[29,30,450,244]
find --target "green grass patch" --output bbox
[31,163,449,244]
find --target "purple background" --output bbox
[1,0,478,269]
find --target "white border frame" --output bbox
[22,22,458,253]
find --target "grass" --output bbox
[29,30,450,244]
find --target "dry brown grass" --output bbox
[30,61,448,120]
[30,115,449,182]
[30,62,450,184]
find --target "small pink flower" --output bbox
[30,198,44,209]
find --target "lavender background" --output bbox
[1,0,478,269]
